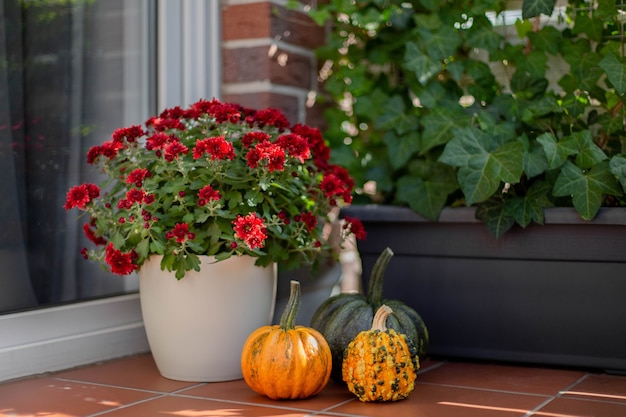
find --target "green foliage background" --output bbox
[307,0,626,237]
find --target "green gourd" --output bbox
[310,247,428,382]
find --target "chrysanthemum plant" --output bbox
[65,99,366,279]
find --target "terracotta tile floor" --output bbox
[2,354,626,417]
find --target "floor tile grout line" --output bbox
[417,360,448,375]
[523,372,593,416]
[85,393,169,417]
[48,375,365,414]
[49,375,195,396]
[156,391,353,414]
[416,381,555,398]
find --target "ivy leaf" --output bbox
[403,41,440,85]
[536,132,577,169]
[522,0,556,19]
[527,26,561,55]
[420,107,468,154]
[440,127,524,205]
[396,162,458,220]
[375,95,418,134]
[416,25,461,61]
[475,198,515,238]
[515,50,549,78]
[519,134,549,178]
[599,53,626,95]
[465,16,503,53]
[383,130,420,169]
[570,130,608,169]
[553,161,623,219]
[507,181,552,227]
[573,13,604,42]
[609,154,626,190]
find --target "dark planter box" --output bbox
[343,205,626,372]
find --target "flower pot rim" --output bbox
[342,205,626,226]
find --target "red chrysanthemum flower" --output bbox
[83,222,107,245]
[164,141,189,161]
[165,223,194,243]
[145,132,172,151]
[275,133,311,163]
[126,168,150,187]
[232,213,267,250]
[197,185,221,206]
[104,243,138,275]
[343,216,367,240]
[291,123,330,168]
[246,141,285,172]
[298,211,318,232]
[241,132,270,149]
[207,101,243,124]
[145,114,185,132]
[193,136,235,160]
[86,140,125,164]
[125,188,146,204]
[112,125,145,143]
[250,108,290,130]
[64,183,100,210]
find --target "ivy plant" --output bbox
[306,0,626,237]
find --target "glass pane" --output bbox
[0,0,154,314]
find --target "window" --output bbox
[0,0,221,381]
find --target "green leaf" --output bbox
[507,181,552,227]
[527,26,561,55]
[519,134,549,178]
[609,154,626,190]
[396,162,458,220]
[599,53,626,95]
[570,130,608,169]
[439,127,491,167]
[515,50,549,78]
[136,239,150,259]
[416,25,461,61]
[537,132,576,169]
[553,161,623,219]
[465,17,503,53]
[573,13,604,42]
[244,189,264,206]
[420,107,468,153]
[375,95,418,134]
[475,199,515,239]
[383,130,420,169]
[403,41,440,85]
[440,128,524,205]
[522,0,556,19]
[149,239,165,254]
[111,231,125,249]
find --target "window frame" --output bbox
[0,0,221,382]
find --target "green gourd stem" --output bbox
[371,304,393,331]
[366,247,394,306]
[279,280,301,331]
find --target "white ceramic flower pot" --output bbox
[139,255,276,382]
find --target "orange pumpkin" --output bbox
[241,280,332,400]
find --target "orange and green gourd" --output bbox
[310,247,428,382]
[240,280,332,400]
[342,304,419,402]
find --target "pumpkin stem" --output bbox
[366,247,394,306]
[279,280,301,331]
[371,304,393,331]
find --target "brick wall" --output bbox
[221,0,326,127]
